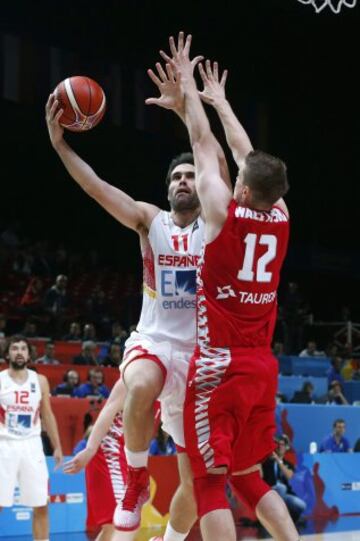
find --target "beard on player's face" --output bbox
[169,191,200,212]
[9,357,28,371]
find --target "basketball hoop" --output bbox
[297,0,357,13]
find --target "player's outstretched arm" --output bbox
[198,60,253,166]
[39,375,63,469]
[147,33,231,189]
[161,33,232,225]
[199,61,289,216]
[45,94,159,233]
[63,379,126,474]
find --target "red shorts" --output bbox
[184,346,278,478]
[86,436,127,526]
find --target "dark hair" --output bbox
[243,150,289,206]
[5,335,31,356]
[333,418,345,427]
[302,381,314,393]
[165,152,194,186]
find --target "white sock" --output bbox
[125,446,148,468]
[163,522,189,541]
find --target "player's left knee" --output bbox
[230,469,271,512]
[194,473,230,519]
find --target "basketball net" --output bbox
[297,0,357,13]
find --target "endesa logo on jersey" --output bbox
[161,269,196,309]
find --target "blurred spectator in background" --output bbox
[21,319,38,338]
[82,323,97,342]
[318,381,349,405]
[299,340,325,358]
[281,282,309,355]
[354,438,360,452]
[326,357,345,386]
[29,344,38,363]
[35,341,60,365]
[52,369,80,396]
[63,321,82,341]
[290,381,315,404]
[319,419,351,452]
[43,274,69,316]
[73,341,99,366]
[101,343,122,368]
[85,289,111,339]
[110,322,128,353]
[73,368,110,399]
[272,341,285,357]
[20,277,44,315]
[149,425,176,456]
[262,435,306,524]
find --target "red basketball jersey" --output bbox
[197,199,289,348]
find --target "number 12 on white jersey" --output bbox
[237,233,277,283]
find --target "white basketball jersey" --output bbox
[137,211,204,350]
[0,369,42,439]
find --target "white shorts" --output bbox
[0,437,49,507]
[122,332,193,447]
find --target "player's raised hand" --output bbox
[145,62,184,113]
[63,448,95,474]
[198,60,228,106]
[45,93,64,148]
[159,31,203,82]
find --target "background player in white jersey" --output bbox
[46,69,229,539]
[0,336,63,541]
[161,32,300,541]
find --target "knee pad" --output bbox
[231,470,270,511]
[194,474,230,519]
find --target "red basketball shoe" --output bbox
[114,466,150,531]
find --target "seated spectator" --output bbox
[52,369,80,396]
[63,321,82,341]
[319,419,351,453]
[73,368,110,399]
[150,425,176,456]
[82,323,97,342]
[352,362,360,381]
[73,341,99,366]
[299,340,325,358]
[29,344,38,363]
[317,380,349,405]
[73,425,93,455]
[262,435,306,524]
[290,381,315,404]
[21,319,38,338]
[35,341,60,365]
[101,343,122,368]
[354,438,360,452]
[326,357,345,386]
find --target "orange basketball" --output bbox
[54,76,106,132]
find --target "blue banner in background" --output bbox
[0,457,86,537]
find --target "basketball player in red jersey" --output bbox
[0,336,63,541]
[159,33,301,541]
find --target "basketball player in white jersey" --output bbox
[46,62,229,540]
[0,336,63,541]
